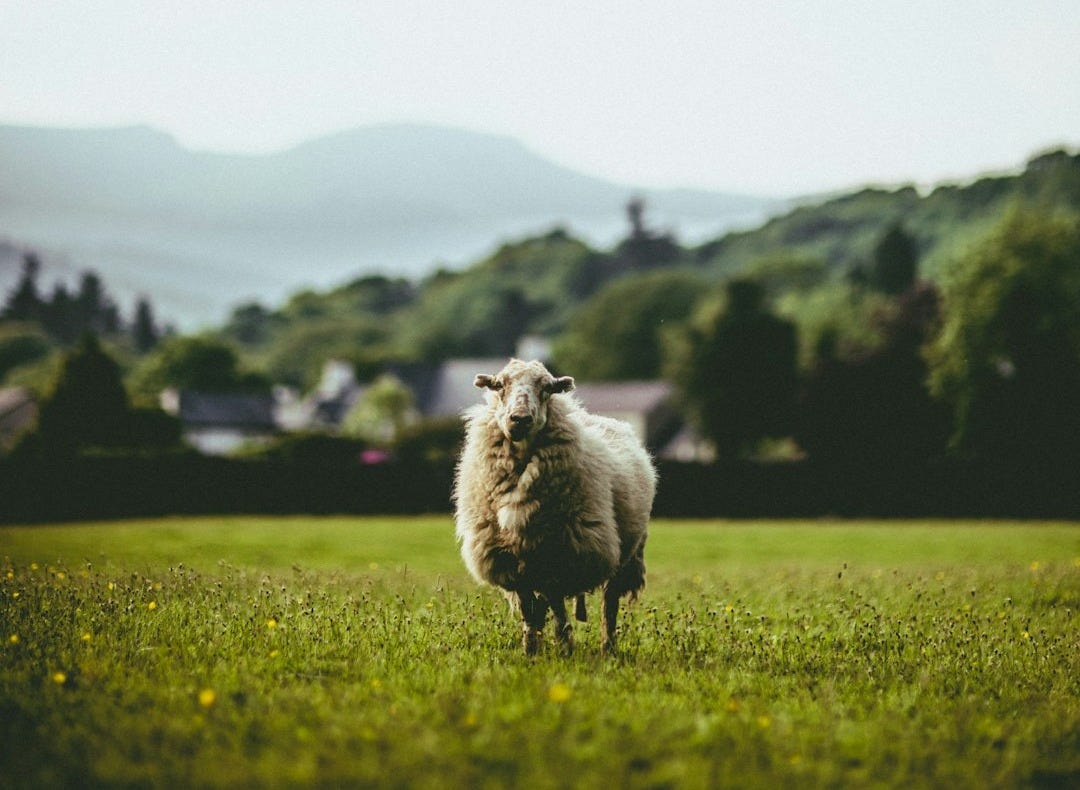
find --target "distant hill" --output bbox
[222,146,1080,389]
[696,148,1080,280]
[0,123,774,328]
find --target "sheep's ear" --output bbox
[474,374,498,390]
[551,376,575,394]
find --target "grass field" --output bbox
[1,517,1077,788]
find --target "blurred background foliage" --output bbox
[3,147,1080,472]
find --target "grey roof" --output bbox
[572,380,674,415]
[177,392,277,430]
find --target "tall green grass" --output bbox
[2,517,1078,787]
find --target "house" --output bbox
[572,380,685,455]
[274,354,710,462]
[160,389,277,456]
[394,358,508,419]
[276,360,366,433]
[0,387,37,453]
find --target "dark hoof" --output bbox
[523,629,542,655]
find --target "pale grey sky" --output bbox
[1,0,1077,195]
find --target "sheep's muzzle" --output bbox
[508,411,533,441]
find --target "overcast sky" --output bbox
[2,1,1077,195]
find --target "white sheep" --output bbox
[453,359,656,654]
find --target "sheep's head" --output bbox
[474,359,575,443]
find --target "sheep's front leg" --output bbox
[517,590,548,655]
[547,595,574,655]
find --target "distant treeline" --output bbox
[2,147,1080,521]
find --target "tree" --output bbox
[33,334,132,454]
[927,209,1080,464]
[870,223,918,295]
[797,283,949,467]
[342,374,417,444]
[612,197,682,273]
[224,302,277,346]
[132,297,161,353]
[3,253,44,322]
[131,336,267,401]
[43,282,78,344]
[553,269,705,380]
[0,323,53,382]
[668,280,798,460]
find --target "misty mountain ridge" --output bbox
[0,123,774,328]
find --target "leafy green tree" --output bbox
[224,302,277,346]
[0,323,53,382]
[797,283,950,466]
[668,279,798,460]
[553,269,705,380]
[776,281,893,370]
[342,375,416,444]
[33,334,133,454]
[870,223,918,295]
[927,209,1080,463]
[131,336,268,401]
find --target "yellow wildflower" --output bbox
[266,618,278,629]
[52,671,67,685]
[8,634,19,645]
[547,682,572,703]
[198,688,217,709]
[147,601,157,611]
[81,632,92,642]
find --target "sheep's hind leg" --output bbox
[548,595,574,655]
[601,583,620,655]
[517,590,548,655]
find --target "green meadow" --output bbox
[1,517,1077,788]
